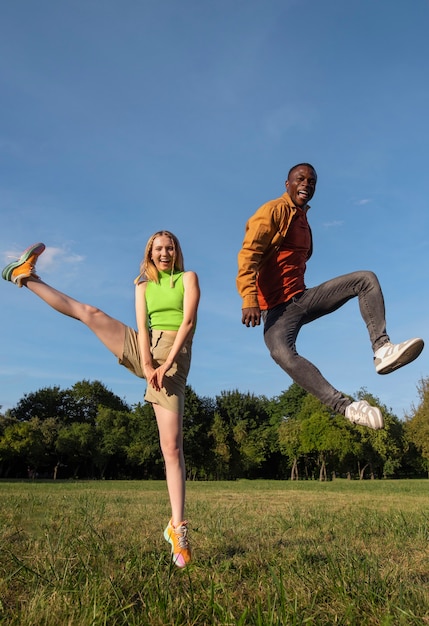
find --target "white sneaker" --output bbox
[345,401,384,430]
[374,338,424,375]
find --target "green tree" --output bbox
[274,383,308,420]
[209,411,231,480]
[94,407,134,478]
[232,416,269,476]
[278,417,303,480]
[125,402,163,478]
[0,420,39,477]
[56,422,95,478]
[31,417,61,476]
[69,380,130,422]
[275,383,309,479]
[0,417,59,477]
[298,395,357,481]
[404,377,429,476]
[353,389,405,479]
[183,386,215,480]
[9,380,130,426]
[214,390,272,478]
[9,386,74,423]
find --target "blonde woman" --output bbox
[2,231,200,568]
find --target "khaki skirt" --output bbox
[118,327,192,414]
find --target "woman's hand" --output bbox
[148,361,172,391]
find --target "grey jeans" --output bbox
[262,271,389,415]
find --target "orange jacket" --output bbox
[236,192,312,309]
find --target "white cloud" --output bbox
[2,245,85,273]
[323,220,344,228]
[38,246,85,272]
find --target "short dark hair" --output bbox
[287,163,317,180]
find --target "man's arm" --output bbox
[237,200,286,327]
[236,204,278,309]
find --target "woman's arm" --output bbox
[149,271,200,391]
[135,281,155,380]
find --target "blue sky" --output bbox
[1,0,428,419]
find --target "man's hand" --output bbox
[241,307,261,327]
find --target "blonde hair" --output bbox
[134,230,185,285]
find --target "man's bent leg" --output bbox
[263,302,351,415]
[299,271,389,352]
[302,272,423,372]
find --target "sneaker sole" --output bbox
[2,243,46,281]
[376,339,424,375]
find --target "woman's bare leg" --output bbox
[22,276,126,358]
[153,403,185,525]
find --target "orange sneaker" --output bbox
[164,519,191,568]
[2,243,46,287]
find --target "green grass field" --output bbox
[1,479,429,625]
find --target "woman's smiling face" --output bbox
[151,234,175,272]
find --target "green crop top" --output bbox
[145,270,184,330]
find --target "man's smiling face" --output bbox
[286,165,317,208]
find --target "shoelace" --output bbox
[174,524,189,549]
[351,403,368,422]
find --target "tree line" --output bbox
[1,378,429,481]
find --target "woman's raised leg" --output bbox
[3,242,126,358]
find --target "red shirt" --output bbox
[257,208,311,310]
